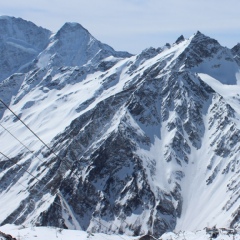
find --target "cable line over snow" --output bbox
[0,123,42,161]
[0,98,62,162]
[0,151,43,185]
[0,122,64,192]
[0,99,130,240]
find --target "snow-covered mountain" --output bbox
[0,16,240,238]
[0,16,51,82]
[36,21,131,68]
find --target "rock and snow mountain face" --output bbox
[36,22,131,69]
[0,16,240,238]
[0,16,51,82]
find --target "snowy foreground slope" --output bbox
[0,17,240,238]
[0,224,139,240]
[0,225,240,240]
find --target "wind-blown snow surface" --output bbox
[0,224,138,240]
[0,17,240,238]
[0,225,240,240]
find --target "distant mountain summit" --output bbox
[0,16,51,82]
[36,21,132,68]
[0,16,132,82]
[0,16,240,238]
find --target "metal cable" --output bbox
[0,99,130,240]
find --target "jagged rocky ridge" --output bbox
[0,17,240,238]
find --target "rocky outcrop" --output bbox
[0,231,16,240]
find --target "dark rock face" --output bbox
[230,207,240,229]
[175,35,185,44]
[0,231,17,240]
[231,43,240,66]
[139,234,157,240]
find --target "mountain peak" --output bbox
[183,31,239,85]
[0,15,50,33]
[232,43,240,52]
[37,21,131,68]
[0,15,51,82]
[58,22,89,33]
[194,30,208,38]
[0,15,12,20]
[189,31,219,47]
[231,43,240,66]
[55,21,91,40]
[192,31,209,40]
[0,15,22,21]
[175,35,185,44]
[64,22,83,28]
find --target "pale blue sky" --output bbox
[1,0,240,53]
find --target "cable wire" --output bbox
[0,152,67,224]
[0,151,44,185]
[0,99,62,163]
[0,98,131,240]
[0,123,42,162]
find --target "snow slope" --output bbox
[0,225,239,240]
[0,224,139,240]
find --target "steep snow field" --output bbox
[0,224,138,240]
[0,225,240,240]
